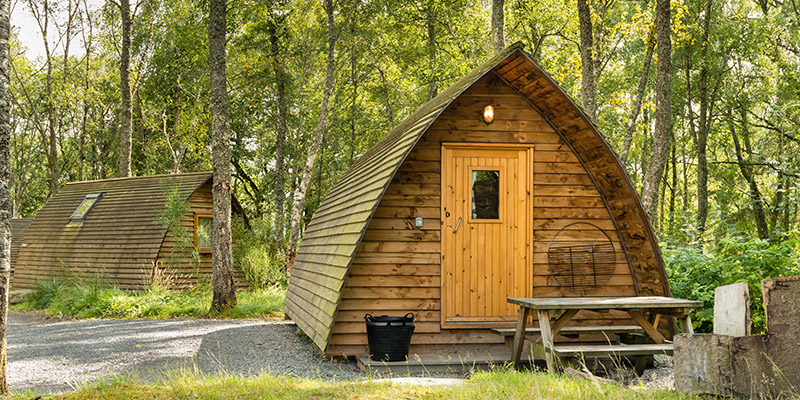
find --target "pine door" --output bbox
[441,143,533,327]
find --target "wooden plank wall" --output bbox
[326,72,637,356]
[156,182,247,289]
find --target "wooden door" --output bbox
[441,143,533,327]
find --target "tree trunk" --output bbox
[620,28,655,164]
[0,0,10,391]
[640,0,672,222]
[683,51,694,214]
[79,0,93,182]
[269,16,287,247]
[729,108,769,240]
[169,70,182,174]
[669,132,677,233]
[491,0,505,55]
[118,0,132,178]
[426,2,437,100]
[377,65,394,126]
[348,19,357,166]
[695,0,713,247]
[209,0,236,311]
[35,0,59,195]
[286,0,339,272]
[577,0,596,120]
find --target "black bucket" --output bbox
[364,313,415,362]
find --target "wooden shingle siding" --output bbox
[13,173,214,291]
[10,218,33,284]
[285,44,669,356]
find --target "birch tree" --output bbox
[209,0,236,310]
[0,0,10,391]
[640,0,672,221]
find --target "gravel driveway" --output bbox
[8,312,363,394]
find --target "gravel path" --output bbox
[8,312,363,394]
[8,312,676,394]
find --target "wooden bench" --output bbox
[491,325,644,339]
[553,343,673,357]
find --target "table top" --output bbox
[507,296,703,310]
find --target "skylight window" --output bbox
[70,193,103,221]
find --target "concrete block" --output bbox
[714,282,750,336]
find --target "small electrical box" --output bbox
[415,217,423,228]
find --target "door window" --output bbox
[471,170,500,219]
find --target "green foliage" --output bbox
[665,235,800,333]
[28,279,63,309]
[18,277,285,320]
[156,181,201,283]
[233,218,287,288]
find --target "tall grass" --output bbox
[10,367,693,400]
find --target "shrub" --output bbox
[28,279,62,309]
[233,218,286,288]
[664,235,800,333]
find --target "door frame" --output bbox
[440,142,535,329]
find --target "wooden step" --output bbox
[553,343,673,357]
[491,325,644,337]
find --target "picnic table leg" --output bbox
[537,309,555,373]
[511,306,530,368]
[633,313,661,376]
[678,314,694,334]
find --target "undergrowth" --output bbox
[10,367,693,400]
[14,279,285,319]
[664,235,800,333]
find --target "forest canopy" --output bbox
[8,0,800,257]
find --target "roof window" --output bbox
[70,193,103,221]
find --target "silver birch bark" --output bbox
[0,0,10,390]
[209,0,236,310]
[491,0,505,55]
[640,0,672,222]
[118,0,132,177]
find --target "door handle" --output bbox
[453,217,462,233]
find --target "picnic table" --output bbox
[507,296,703,373]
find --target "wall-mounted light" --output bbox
[483,105,495,124]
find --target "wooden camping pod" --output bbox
[284,44,670,357]
[12,172,246,290]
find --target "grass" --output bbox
[12,279,285,319]
[10,367,695,400]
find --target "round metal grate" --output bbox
[546,222,616,295]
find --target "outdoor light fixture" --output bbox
[483,105,495,124]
